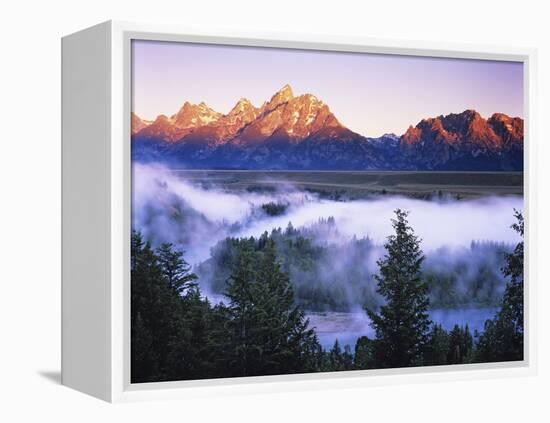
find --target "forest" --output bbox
[197,218,511,312]
[131,208,524,383]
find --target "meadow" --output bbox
[172,169,523,199]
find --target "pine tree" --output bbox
[424,324,450,366]
[354,336,375,369]
[342,344,354,370]
[224,241,257,376]
[131,231,182,382]
[328,339,343,371]
[131,311,157,381]
[447,324,473,364]
[476,211,524,362]
[166,287,220,380]
[365,209,431,368]
[285,221,296,236]
[131,231,219,382]
[501,210,524,345]
[257,239,318,374]
[225,238,319,376]
[157,242,198,294]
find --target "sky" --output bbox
[132,40,524,137]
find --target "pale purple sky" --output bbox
[132,40,523,137]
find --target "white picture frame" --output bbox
[61,20,538,403]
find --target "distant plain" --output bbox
[171,170,524,198]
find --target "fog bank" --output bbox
[132,163,522,263]
[133,164,521,311]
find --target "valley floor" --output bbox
[171,169,523,199]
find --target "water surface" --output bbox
[306,307,498,350]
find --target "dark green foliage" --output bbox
[424,324,473,366]
[327,340,343,371]
[320,340,354,372]
[256,239,321,374]
[131,311,156,380]
[131,232,171,382]
[224,239,257,376]
[131,232,188,382]
[423,242,510,308]
[131,231,226,382]
[164,289,216,380]
[501,210,525,340]
[475,211,524,362]
[199,222,381,312]
[447,324,473,364]
[156,242,198,293]
[224,238,319,376]
[366,209,431,368]
[199,222,510,312]
[424,324,450,366]
[342,345,354,371]
[131,230,322,382]
[354,336,375,369]
[131,208,525,382]
[261,201,289,216]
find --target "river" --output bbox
[306,307,498,350]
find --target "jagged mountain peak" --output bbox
[404,109,502,146]
[171,101,221,130]
[131,112,151,135]
[175,101,219,116]
[266,84,294,111]
[132,100,222,142]
[488,113,523,143]
[398,110,523,170]
[277,83,294,97]
[228,97,256,116]
[233,86,351,144]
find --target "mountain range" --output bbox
[131,84,523,171]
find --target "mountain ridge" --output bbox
[132,85,523,171]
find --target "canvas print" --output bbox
[130,40,524,383]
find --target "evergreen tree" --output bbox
[224,240,257,376]
[131,311,156,380]
[328,339,343,371]
[157,242,198,294]
[342,344,354,370]
[447,324,473,364]
[131,231,219,382]
[476,211,524,362]
[302,336,325,373]
[285,221,296,236]
[424,324,450,366]
[131,231,183,382]
[354,336,375,369]
[225,238,319,376]
[165,287,220,380]
[365,209,431,368]
[500,210,524,346]
[257,239,319,374]
[209,302,235,374]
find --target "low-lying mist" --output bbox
[132,163,522,311]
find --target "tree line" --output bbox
[199,220,510,312]
[131,209,524,383]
